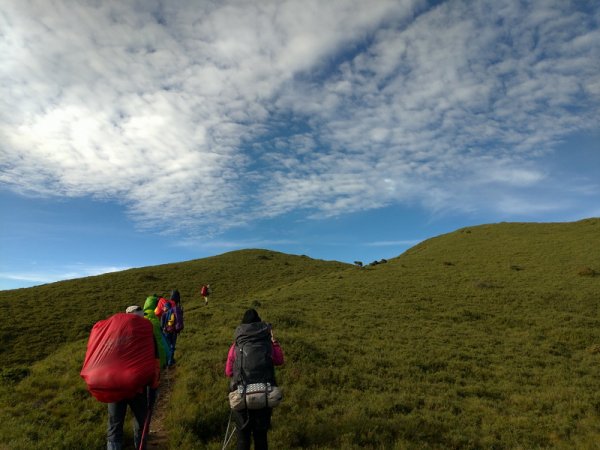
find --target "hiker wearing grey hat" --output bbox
[126,305,144,316]
[105,306,159,450]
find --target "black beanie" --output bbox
[242,308,261,324]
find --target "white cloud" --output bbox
[261,0,599,217]
[1,0,598,236]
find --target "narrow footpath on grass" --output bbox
[146,365,177,449]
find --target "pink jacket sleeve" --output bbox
[225,341,284,377]
[225,343,236,377]
[271,341,284,366]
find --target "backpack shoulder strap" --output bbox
[162,309,172,331]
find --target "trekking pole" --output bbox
[139,386,157,450]
[221,410,236,450]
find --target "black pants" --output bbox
[233,408,271,450]
[107,391,148,450]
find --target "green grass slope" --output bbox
[1,219,599,449]
[0,249,349,369]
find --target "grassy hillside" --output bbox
[0,250,348,369]
[1,219,599,449]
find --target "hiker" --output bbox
[161,296,184,367]
[200,284,211,305]
[106,306,160,450]
[154,295,175,319]
[143,294,159,312]
[80,305,160,450]
[170,289,180,304]
[143,297,169,369]
[225,308,284,450]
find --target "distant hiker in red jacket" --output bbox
[201,284,211,306]
[225,308,284,450]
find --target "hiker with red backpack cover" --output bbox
[225,308,284,450]
[80,305,160,450]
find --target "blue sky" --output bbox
[1,0,599,290]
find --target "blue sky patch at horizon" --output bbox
[1,0,599,290]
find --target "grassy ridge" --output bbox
[0,250,348,369]
[1,220,600,449]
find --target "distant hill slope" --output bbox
[384,218,600,300]
[400,218,599,276]
[1,219,599,449]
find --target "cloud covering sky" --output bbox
[1,0,599,289]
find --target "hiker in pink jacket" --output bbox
[225,330,284,377]
[225,309,284,450]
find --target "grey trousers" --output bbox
[107,391,148,450]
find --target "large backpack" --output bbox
[144,311,169,368]
[143,295,158,312]
[80,313,155,403]
[232,322,274,386]
[160,303,183,333]
[229,322,282,410]
[154,297,174,318]
[173,305,184,333]
[162,304,174,333]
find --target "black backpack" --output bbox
[232,322,275,388]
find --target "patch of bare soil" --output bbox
[146,365,177,449]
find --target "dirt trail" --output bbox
[146,366,177,449]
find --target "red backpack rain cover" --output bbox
[80,313,155,403]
